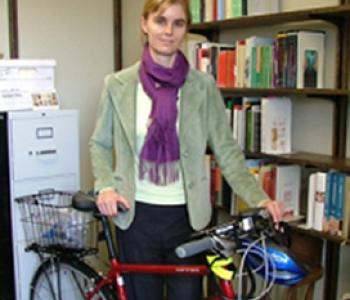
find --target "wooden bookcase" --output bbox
[189,2,350,299]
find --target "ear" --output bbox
[140,16,148,35]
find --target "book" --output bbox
[235,39,246,87]
[217,0,225,21]
[313,172,327,231]
[259,163,276,200]
[276,31,288,88]
[260,97,292,154]
[232,0,243,17]
[204,0,215,22]
[224,0,233,19]
[306,172,317,228]
[274,30,323,88]
[251,104,261,152]
[190,0,202,23]
[342,176,350,240]
[295,30,325,88]
[329,172,346,236]
[216,47,236,87]
[322,170,335,232]
[242,97,260,152]
[247,0,280,16]
[285,31,298,88]
[275,164,301,219]
[244,36,274,88]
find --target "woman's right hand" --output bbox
[96,189,130,216]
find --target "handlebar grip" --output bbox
[175,236,214,258]
[72,191,128,213]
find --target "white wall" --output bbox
[0,0,10,58]
[16,0,114,191]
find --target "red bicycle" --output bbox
[16,190,307,300]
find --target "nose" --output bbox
[164,23,173,35]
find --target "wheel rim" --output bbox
[31,262,110,300]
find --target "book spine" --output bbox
[306,173,316,228]
[252,104,261,152]
[334,172,345,236]
[216,0,225,20]
[233,0,243,17]
[323,171,334,232]
[190,0,202,23]
[245,104,253,151]
[313,172,326,231]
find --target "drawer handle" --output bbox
[35,149,57,155]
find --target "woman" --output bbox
[90,0,283,299]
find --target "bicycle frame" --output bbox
[85,257,235,300]
[85,208,237,300]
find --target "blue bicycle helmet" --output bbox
[241,240,307,286]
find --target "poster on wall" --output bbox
[0,59,59,111]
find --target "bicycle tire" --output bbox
[30,257,116,300]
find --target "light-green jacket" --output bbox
[90,62,268,230]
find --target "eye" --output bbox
[154,16,166,25]
[174,19,186,28]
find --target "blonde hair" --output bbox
[141,0,192,26]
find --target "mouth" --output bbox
[160,39,174,45]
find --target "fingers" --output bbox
[96,190,130,216]
[263,200,284,224]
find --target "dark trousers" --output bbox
[116,202,203,300]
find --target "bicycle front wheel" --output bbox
[30,257,115,300]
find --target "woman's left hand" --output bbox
[261,199,284,224]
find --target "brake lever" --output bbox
[264,221,291,247]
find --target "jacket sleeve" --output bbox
[89,76,117,192]
[206,76,269,207]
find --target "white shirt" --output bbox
[134,83,186,205]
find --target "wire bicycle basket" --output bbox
[15,190,98,255]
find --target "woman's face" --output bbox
[141,3,187,67]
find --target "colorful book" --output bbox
[296,30,325,89]
[244,36,274,88]
[190,0,202,23]
[260,97,292,154]
[275,164,301,219]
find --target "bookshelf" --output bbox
[189,1,350,299]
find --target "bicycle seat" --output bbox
[72,191,97,212]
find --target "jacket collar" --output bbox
[110,62,205,153]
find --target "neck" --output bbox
[149,49,176,68]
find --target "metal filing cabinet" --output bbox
[0,110,80,300]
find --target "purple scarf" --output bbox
[139,45,189,185]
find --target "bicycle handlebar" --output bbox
[175,236,215,258]
[175,208,278,258]
[72,191,128,214]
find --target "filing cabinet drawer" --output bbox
[9,111,79,181]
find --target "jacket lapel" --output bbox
[109,64,139,153]
[180,70,206,140]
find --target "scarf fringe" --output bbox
[140,160,180,186]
